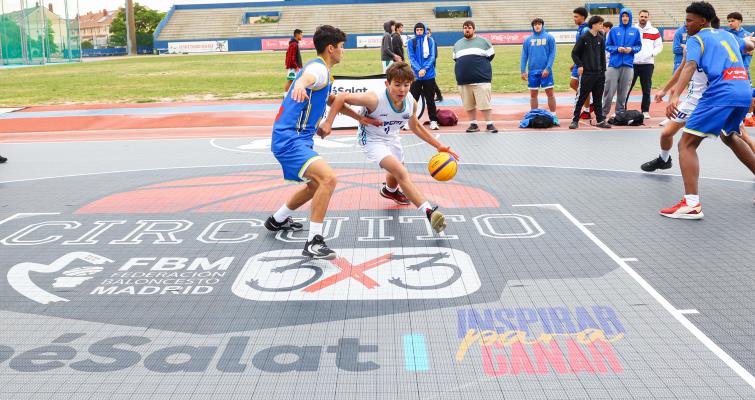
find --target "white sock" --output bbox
[273,204,294,223]
[486,121,493,125]
[308,222,323,241]
[660,149,671,162]
[418,201,433,213]
[470,120,478,125]
[385,184,398,193]
[684,194,700,207]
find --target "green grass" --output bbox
[0,44,725,106]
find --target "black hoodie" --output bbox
[571,29,606,73]
[381,21,396,61]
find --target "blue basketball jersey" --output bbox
[685,28,751,107]
[272,57,333,153]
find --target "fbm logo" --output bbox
[0,168,546,333]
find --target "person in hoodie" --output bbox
[726,12,752,71]
[629,10,663,119]
[570,7,592,119]
[601,7,642,121]
[408,22,440,130]
[672,24,688,72]
[520,18,556,112]
[569,15,611,130]
[381,20,400,72]
[284,29,303,92]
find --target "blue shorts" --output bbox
[570,66,580,79]
[272,137,322,182]
[683,105,749,138]
[528,71,554,90]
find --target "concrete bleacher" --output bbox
[156,0,755,44]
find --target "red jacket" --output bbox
[285,38,302,69]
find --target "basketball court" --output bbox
[0,98,753,399]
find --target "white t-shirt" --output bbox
[303,62,329,90]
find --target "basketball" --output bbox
[428,152,458,181]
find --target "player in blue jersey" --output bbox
[661,2,755,219]
[265,25,381,259]
[570,7,593,119]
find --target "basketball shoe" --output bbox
[660,199,703,220]
[380,184,411,205]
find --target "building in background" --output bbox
[79,9,116,48]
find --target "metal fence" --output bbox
[0,0,81,65]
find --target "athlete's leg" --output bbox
[530,89,539,110]
[380,156,426,207]
[721,133,755,174]
[661,121,684,152]
[740,127,755,153]
[545,87,556,112]
[678,132,704,195]
[302,159,338,223]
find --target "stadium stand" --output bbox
[154,0,755,51]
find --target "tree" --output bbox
[81,40,94,49]
[109,3,165,48]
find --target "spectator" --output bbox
[381,20,400,72]
[726,12,752,70]
[601,8,641,121]
[408,22,440,130]
[672,24,688,72]
[427,28,443,102]
[570,7,592,119]
[569,15,611,130]
[391,22,405,62]
[520,18,557,112]
[602,21,613,65]
[452,20,497,133]
[284,29,303,92]
[630,10,663,119]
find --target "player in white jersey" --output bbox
[320,62,459,233]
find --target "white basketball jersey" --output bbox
[683,68,708,106]
[357,89,415,145]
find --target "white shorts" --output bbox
[672,98,698,123]
[362,140,404,164]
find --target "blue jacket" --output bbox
[672,25,687,67]
[519,109,559,128]
[606,8,642,68]
[726,27,752,69]
[407,22,437,80]
[520,23,556,74]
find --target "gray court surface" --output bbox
[0,128,754,399]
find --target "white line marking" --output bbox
[678,309,700,314]
[513,203,755,389]
[582,222,596,226]
[1,161,753,185]
[0,212,61,225]
[621,258,638,262]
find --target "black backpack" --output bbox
[530,114,554,128]
[609,110,644,126]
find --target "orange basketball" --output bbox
[428,152,458,181]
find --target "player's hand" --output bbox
[680,43,686,49]
[521,72,527,81]
[541,70,550,78]
[393,55,401,62]
[665,96,680,119]
[317,121,332,138]
[419,69,426,78]
[291,84,310,102]
[438,146,459,160]
[578,67,584,76]
[360,116,382,127]
[654,90,666,103]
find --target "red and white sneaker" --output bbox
[380,184,411,205]
[659,199,703,220]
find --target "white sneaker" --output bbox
[643,112,651,119]
[429,121,439,130]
